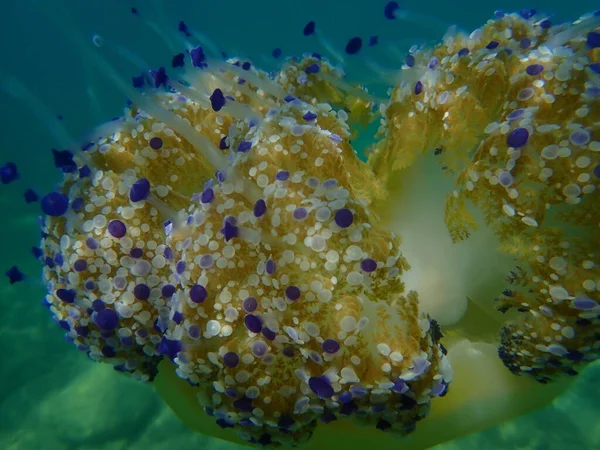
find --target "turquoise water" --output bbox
[0,0,599,448]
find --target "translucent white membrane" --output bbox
[146,193,181,223]
[83,60,104,124]
[102,39,263,125]
[542,14,600,50]
[380,151,514,329]
[315,31,346,65]
[168,79,210,107]
[81,42,229,171]
[74,37,269,207]
[185,68,265,110]
[222,101,264,125]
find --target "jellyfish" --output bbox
[2,4,599,450]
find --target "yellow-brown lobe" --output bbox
[42,172,167,380]
[40,53,449,447]
[40,92,239,380]
[163,102,447,444]
[371,12,599,382]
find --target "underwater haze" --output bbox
[1,0,599,449]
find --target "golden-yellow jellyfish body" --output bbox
[25,7,599,450]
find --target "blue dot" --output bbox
[303,21,315,36]
[254,199,267,217]
[506,128,529,148]
[162,284,176,298]
[56,288,76,303]
[189,284,207,303]
[322,339,340,354]
[285,285,301,301]
[384,1,399,20]
[360,258,377,272]
[149,137,163,150]
[308,376,334,398]
[335,208,354,228]
[345,37,362,55]
[244,314,262,333]
[130,178,150,202]
[41,192,69,216]
[587,31,600,48]
[94,308,119,330]
[134,283,151,300]
[210,88,226,112]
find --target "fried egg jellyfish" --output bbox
[2,2,598,449]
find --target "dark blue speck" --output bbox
[384,1,399,20]
[210,88,226,112]
[172,53,185,68]
[71,197,84,211]
[132,74,145,89]
[31,247,43,259]
[152,67,168,88]
[130,178,151,202]
[303,111,317,121]
[345,37,362,55]
[587,31,600,48]
[303,21,315,36]
[221,219,238,241]
[305,63,320,74]
[237,141,252,152]
[190,46,207,68]
[219,136,229,150]
[56,288,76,303]
[519,9,536,20]
[52,149,77,173]
[24,189,39,204]
[5,266,25,284]
[178,20,192,37]
[0,162,19,184]
[41,192,69,216]
[79,165,91,178]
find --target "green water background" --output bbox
[0,0,598,448]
